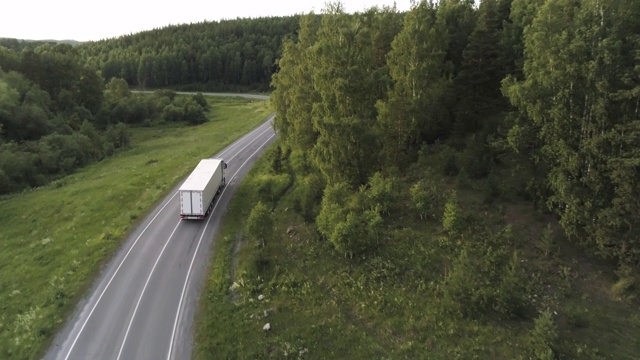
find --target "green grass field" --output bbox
[194,142,640,359]
[0,96,272,360]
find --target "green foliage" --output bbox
[454,0,510,134]
[271,14,321,152]
[441,227,529,319]
[268,145,284,174]
[256,173,291,206]
[376,0,451,167]
[316,177,386,259]
[79,17,300,91]
[316,182,350,242]
[611,265,637,302]
[246,201,274,246]
[161,104,184,122]
[363,172,397,217]
[526,309,558,360]
[104,77,131,103]
[182,98,207,125]
[292,172,324,221]
[410,179,440,221]
[538,224,556,258]
[330,210,380,259]
[442,190,461,234]
[106,123,131,149]
[502,0,640,263]
[192,93,208,109]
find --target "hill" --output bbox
[195,0,640,358]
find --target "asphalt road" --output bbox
[45,115,276,360]
[133,90,270,101]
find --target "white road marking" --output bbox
[63,191,178,360]
[62,117,273,360]
[167,132,276,360]
[116,220,182,360]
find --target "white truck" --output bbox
[179,158,227,220]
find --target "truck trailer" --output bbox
[179,158,227,220]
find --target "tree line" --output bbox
[0,43,210,195]
[271,0,640,265]
[76,16,300,91]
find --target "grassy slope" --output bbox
[195,142,640,359]
[0,96,272,360]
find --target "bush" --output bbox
[192,93,208,109]
[153,89,176,101]
[256,173,291,205]
[293,173,324,222]
[458,135,492,179]
[410,179,440,221]
[183,98,207,125]
[442,190,461,234]
[106,123,130,149]
[162,104,184,122]
[246,202,273,247]
[441,226,529,319]
[329,210,380,259]
[364,172,397,217]
[612,265,637,302]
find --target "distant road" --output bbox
[133,90,270,100]
[45,110,276,359]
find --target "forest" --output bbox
[271,0,640,267]
[76,16,300,91]
[0,43,211,195]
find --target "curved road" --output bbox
[45,108,276,360]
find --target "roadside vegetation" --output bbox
[0,96,271,359]
[197,0,639,359]
[195,139,640,359]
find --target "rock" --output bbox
[263,323,271,331]
[264,310,268,317]
[286,226,295,236]
[258,294,265,301]
[229,282,241,291]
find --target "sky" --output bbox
[1,0,413,42]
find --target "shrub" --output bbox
[441,226,529,319]
[538,224,556,258]
[612,265,637,302]
[192,93,208,109]
[256,173,291,205]
[246,202,273,247]
[410,179,439,221]
[183,99,207,125]
[106,123,130,149]
[364,172,396,217]
[293,173,324,222]
[442,190,461,234]
[162,104,184,122]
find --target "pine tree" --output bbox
[454,0,510,134]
